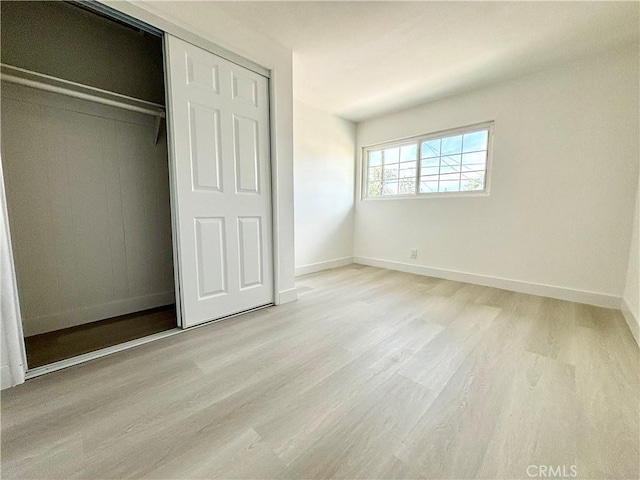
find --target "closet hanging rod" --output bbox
[1,64,165,118]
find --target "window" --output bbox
[363,122,493,199]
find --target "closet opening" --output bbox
[1,1,179,369]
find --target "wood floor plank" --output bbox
[524,297,577,364]
[1,432,84,480]
[394,319,523,479]
[572,319,639,479]
[141,427,286,480]
[477,351,578,479]
[398,302,500,394]
[253,340,421,465]
[282,374,434,479]
[1,265,638,480]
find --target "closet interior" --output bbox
[1,1,177,369]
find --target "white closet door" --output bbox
[165,35,273,327]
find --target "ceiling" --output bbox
[212,1,638,122]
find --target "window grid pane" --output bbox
[367,126,490,198]
[366,141,419,196]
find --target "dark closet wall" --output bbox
[1,1,174,336]
[1,1,165,104]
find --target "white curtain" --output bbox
[0,157,26,388]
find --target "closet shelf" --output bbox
[1,63,166,119]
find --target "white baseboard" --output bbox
[277,288,298,305]
[353,256,621,309]
[1,365,13,390]
[23,291,176,337]
[621,297,639,347]
[295,256,354,277]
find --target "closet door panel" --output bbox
[166,35,273,327]
[188,102,223,192]
[194,217,228,297]
[237,216,263,289]
[233,115,260,194]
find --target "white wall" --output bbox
[354,46,639,307]
[623,182,639,344]
[294,101,355,275]
[2,85,175,336]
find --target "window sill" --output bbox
[361,190,490,201]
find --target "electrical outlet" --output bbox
[410,249,418,259]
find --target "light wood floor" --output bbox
[1,265,638,479]
[25,305,177,368]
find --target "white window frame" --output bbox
[361,121,494,200]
